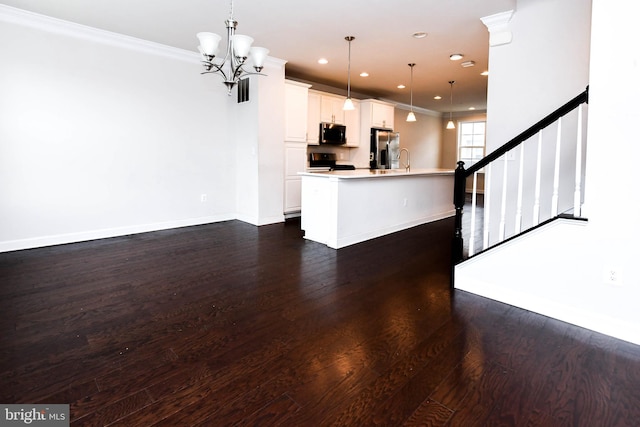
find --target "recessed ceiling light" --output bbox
[461,61,475,68]
[481,70,489,76]
[412,31,428,39]
[468,107,476,110]
[434,95,442,100]
[397,84,406,89]
[449,53,463,61]
[318,58,328,64]
[360,72,369,77]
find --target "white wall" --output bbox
[0,6,278,252]
[234,59,287,226]
[486,0,591,148]
[581,0,640,341]
[484,0,592,242]
[393,107,442,169]
[257,63,286,225]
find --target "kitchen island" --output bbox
[299,168,455,249]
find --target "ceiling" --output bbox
[2,0,516,113]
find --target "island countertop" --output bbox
[300,168,455,249]
[299,168,454,179]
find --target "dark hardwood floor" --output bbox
[1,217,639,426]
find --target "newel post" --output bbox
[452,161,466,265]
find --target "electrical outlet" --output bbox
[200,194,207,202]
[603,267,623,286]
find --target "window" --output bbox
[458,121,486,168]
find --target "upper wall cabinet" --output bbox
[344,99,360,147]
[307,91,321,145]
[362,99,395,130]
[285,80,312,142]
[307,90,361,146]
[320,94,346,125]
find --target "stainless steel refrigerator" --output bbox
[370,129,400,169]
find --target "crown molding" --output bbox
[264,56,287,69]
[481,10,515,47]
[392,101,442,118]
[0,4,199,63]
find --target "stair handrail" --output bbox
[466,86,589,177]
[452,86,589,265]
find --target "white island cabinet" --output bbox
[299,169,455,249]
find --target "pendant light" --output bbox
[343,36,355,111]
[406,63,417,122]
[446,80,456,129]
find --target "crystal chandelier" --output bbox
[197,0,269,95]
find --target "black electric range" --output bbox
[309,153,355,171]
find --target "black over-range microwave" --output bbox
[320,122,347,144]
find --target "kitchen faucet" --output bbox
[398,148,410,172]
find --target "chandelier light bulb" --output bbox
[250,47,269,71]
[197,32,221,56]
[231,34,253,59]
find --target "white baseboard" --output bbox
[235,213,286,227]
[455,277,640,346]
[331,209,455,249]
[454,219,640,346]
[0,214,235,253]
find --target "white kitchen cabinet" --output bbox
[306,91,321,145]
[284,142,308,214]
[353,99,396,167]
[320,94,345,125]
[344,99,360,147]
[368,100,395,129]
[285,80,311,142]
[308,90,360,146]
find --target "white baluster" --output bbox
[532,130,543,225]
[515,146,524,233]
[551,117,562,216]
[574,104,583,217]
[469,172,478,256]
[483,163,491,250]
[499,155,508,242]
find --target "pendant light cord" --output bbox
[449,80,455,121]
[409,63,415,111]
[345,36,354,98]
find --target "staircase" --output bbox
[451,86,598,332]
[452,87,589,265]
